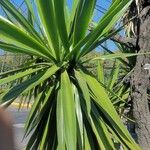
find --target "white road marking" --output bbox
[13,123,25,128]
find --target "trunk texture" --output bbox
[131,6,150,150]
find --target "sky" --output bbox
[0,0,116,55]
[9,0,112,20]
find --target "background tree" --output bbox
[122,0,150,149]
[0,0,140,149]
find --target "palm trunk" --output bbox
[131,6,150,149]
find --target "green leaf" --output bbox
[25,91,43,135]
[107,61,120,90]
[1,65,59,103]
[53,0,70,51]
[0,6,15,23]
[25,0,37,24]
[75,70,91,115]
[78,0,132,58]
[0,0,43,44]
[92,52,150,60]
[0,63,48,77]
[60,70,76,150]
[25,85,54,138]
[82,71,140,150]
[36,0,59,59]
[70,0,79,24]
[66,0,131,60]
[57,88,65,150]
[97,60,104,83]
[39,87,55,149]
[73,0,96,46]
[0,67,46,86]
[39,110,51,150]
[0,16,53,60]
[83,125,96,150]
[100,45,129,66]
[73,84,84,149]
[0,41,54,61]
[91,103,116,149]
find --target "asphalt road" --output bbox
[6,106,29,150]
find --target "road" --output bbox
[6,106,29,150]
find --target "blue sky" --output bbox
[9,0,112,25]
[10,0,111,20]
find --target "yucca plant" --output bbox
[96,44,134,116]
[0,0,141,149]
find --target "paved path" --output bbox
[6,106,29,150]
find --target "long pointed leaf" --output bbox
[0,0,44,44]
[53,0,70,51]
[82,70,140,150]
[60,70,76,150]
[36,0,59,59]
[0,16,53,59]
[1,65,59,103]
[73,0,96,46]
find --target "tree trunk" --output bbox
[131,6,150,150]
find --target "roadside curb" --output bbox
[11,102,32,108]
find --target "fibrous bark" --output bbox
[131,6,150,150]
